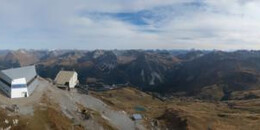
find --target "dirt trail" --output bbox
[46,82,145,130]
[73,92,145,130]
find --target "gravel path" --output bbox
[48,86,145,130]
[73,93,143,130]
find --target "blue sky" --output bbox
[0,0,260,50]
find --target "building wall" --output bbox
[11,87,28,98]
[0,72,12,97]
[69,72,78,88]
[0,71,12,84]
[0,81,11,97]
[28,78,38,95]
[11,78,29,98]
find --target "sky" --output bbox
[0,0,260,50]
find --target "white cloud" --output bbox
[0,0,260,50]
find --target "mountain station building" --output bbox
[0,65,38,98]
[55,70,78,89]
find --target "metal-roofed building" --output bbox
[0,65,38,98]
[55,71,78,89]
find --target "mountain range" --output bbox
[1,49,260,100]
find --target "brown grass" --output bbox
[0,108,27,130]
[76,103,117,130]
[91,87,260,130]
[0,93,84,130]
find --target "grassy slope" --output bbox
[92,87,260,130]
